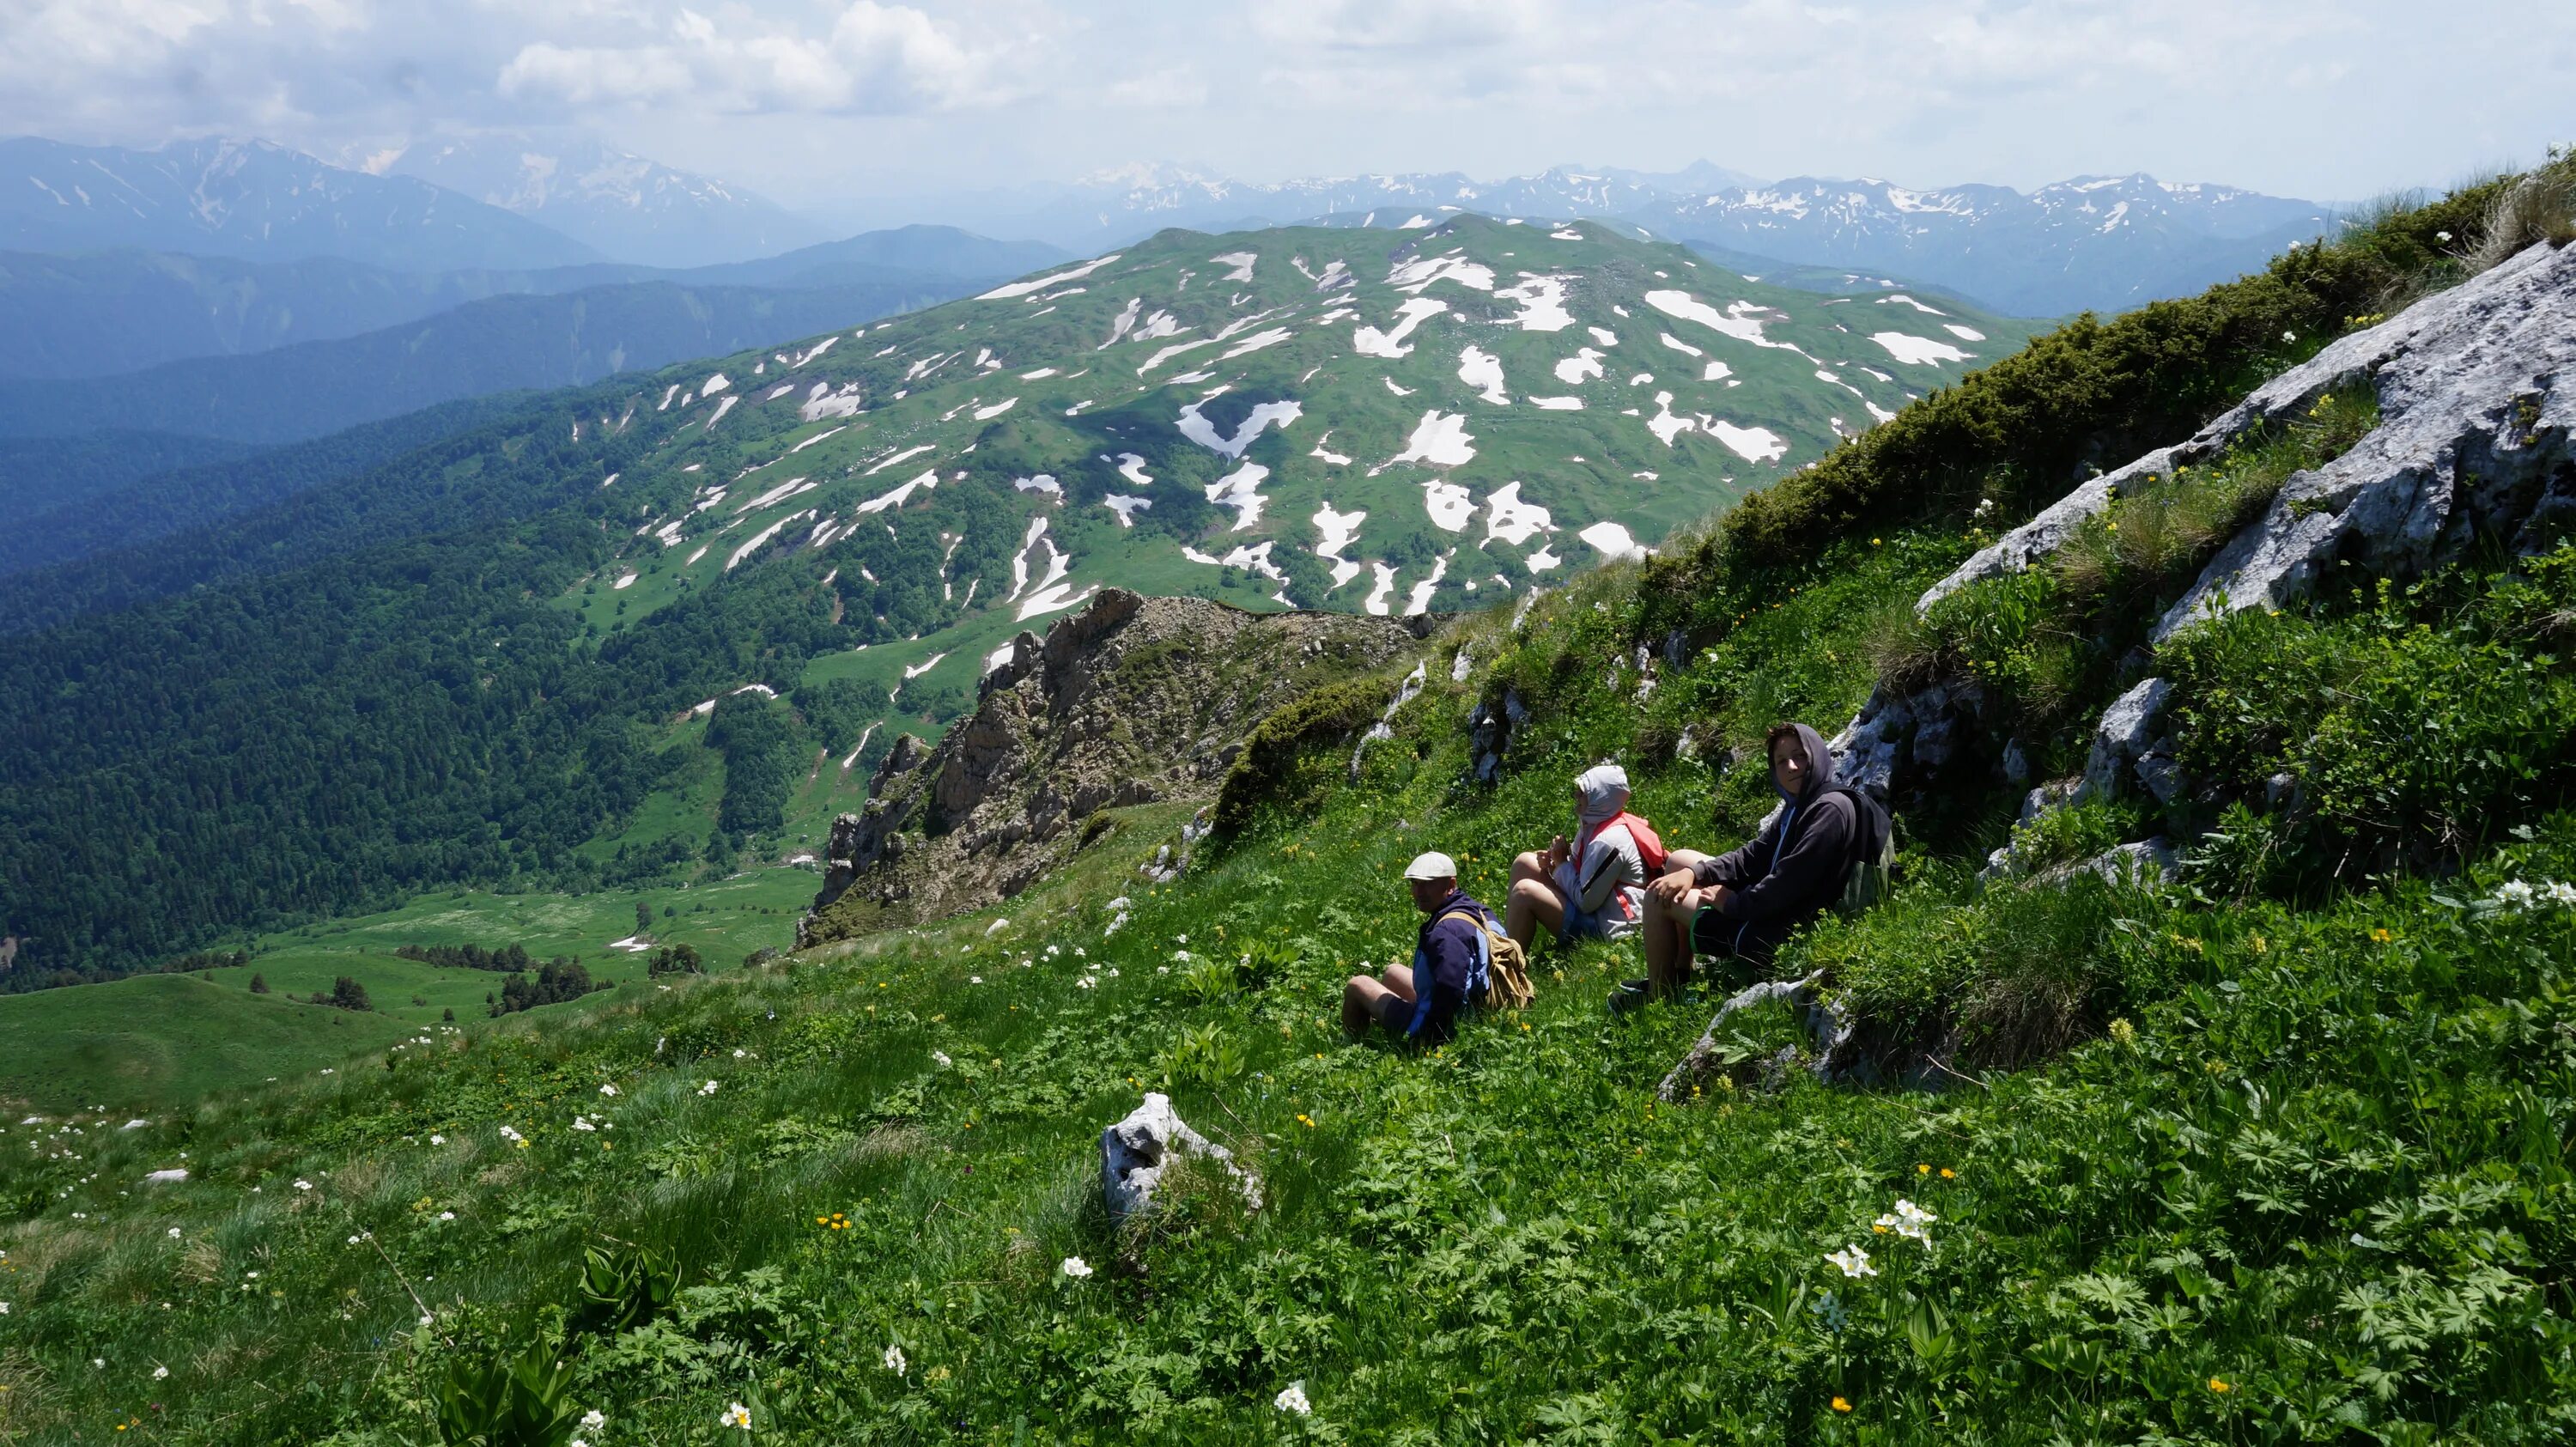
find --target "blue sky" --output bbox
[3,0,2568,206]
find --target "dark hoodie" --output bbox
[1692,722,1855,930]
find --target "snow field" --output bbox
[1869,331,1974,366]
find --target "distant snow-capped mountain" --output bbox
[965,161,2328,316]
[0,137,598,271]
[1626,173,2337,316]
[376,137,827,270]
[1018,163,1762,245]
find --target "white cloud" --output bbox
[499,3,1005,114]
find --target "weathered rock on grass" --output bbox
[1101,1091,1261,1220]
[800,588,1419,942]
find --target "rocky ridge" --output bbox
[800,589,1424,942]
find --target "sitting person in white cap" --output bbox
[1341,851,1501,1045]
[1504,762,1668,952]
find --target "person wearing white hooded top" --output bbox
[1504,763,1669,952]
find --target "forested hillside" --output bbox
[0,218,2040,986]
[0,158,2566,1444]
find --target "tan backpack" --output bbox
[1441,909,1534,1012]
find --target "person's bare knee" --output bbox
[1510,850,1549,884]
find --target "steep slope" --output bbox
[805,588,1424,933]
[0,136,596,270]
[380,134,827,268]
[0,167,2567,1445]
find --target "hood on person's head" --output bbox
[1573,763,1631,825]
[1765,723,1834,804]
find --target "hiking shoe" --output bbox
[1606,979,1652,1018]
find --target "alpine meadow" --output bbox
[1,7,2573,1444]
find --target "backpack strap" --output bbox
[1437,908,1496,997]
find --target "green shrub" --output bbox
[2166,551,2576,886]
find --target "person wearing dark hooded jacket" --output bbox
[1613,722,1854,1012]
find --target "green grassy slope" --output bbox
[0,974,414,1114]
[0,871,822,1113]
[2,172,2568,1444]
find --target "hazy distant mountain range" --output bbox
[374,135,829,270]
[956,164,2338,317]
[3,133,2342,317]
[0,137,597,271]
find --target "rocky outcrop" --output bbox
[2160,238,2576,638]
[1846,236,2576,809]
[799,589,1419,943]
[1101,1092,1261,1220]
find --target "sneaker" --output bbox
[1606,979,1651,1018]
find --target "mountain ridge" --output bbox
[0,135,598,271]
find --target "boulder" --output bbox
[2076,678,2175,805]
[2041,837,2181,888]
[1101,1092,1261,1219]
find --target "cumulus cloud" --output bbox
[0,0,2565,210]
[498,3,1005,115]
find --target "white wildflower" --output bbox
[1826,1245,1877,1278]
[1874,1198,1937,1243]
[1060,1255,1094,1279]
[2437,229,2453,242]
[1176,933,1188,944]
[2281,330,2297,343]
[580,1410,606,1432]
[167,1227,180,1238]
[969,975,983,984]
[497,1125,523,1142]
[573,1117,596,1132]
[2547,880,2576,906]
[699,1080,720,1096]
[1273,1381,1312,1415]
[883,1344,907,1374]
[294,1179,313,1191]
[439,1211,456,1221]
[733,1048,748,1058]
[428,1134,446,1146]
[2494,879,2539,910]
[154,1365,169,1379]
[933,1050,953,1068]
[1077,976,1097,989]
[720,1400,753,1429]
[421,1313,435,1328]
[598,1084,620,1097]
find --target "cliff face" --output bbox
[800,589,1424,943]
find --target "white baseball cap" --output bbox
[1403,851,1459,881]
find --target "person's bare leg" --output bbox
[1643,888,1695,998]
[1343,966,1418,1036]
[1506,878,1566,951]
[1342,975,1389,1036]
[1510,851,1551,887]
